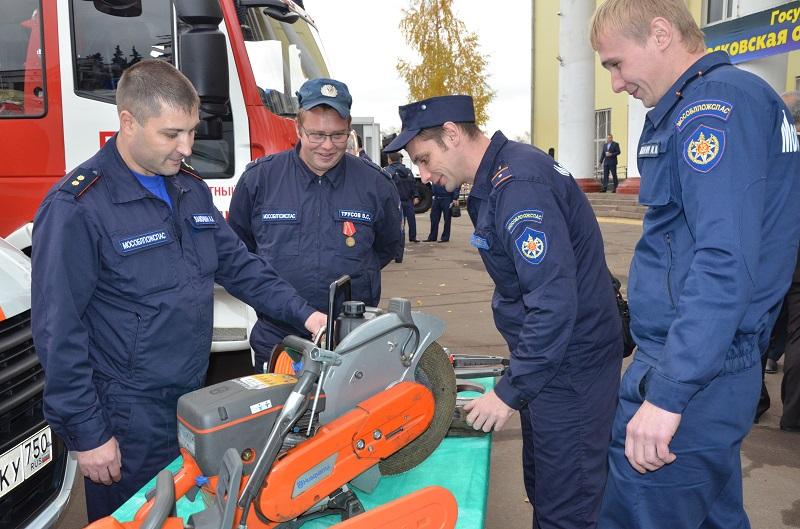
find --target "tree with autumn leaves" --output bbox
[397,0,495,127]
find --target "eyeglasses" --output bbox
[300,126,350,145]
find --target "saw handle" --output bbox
[327,275,352,348]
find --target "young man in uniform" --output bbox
[31,60,325,521]
[229,78,401,371]
[591,1,800,526]
[384,95,622,529]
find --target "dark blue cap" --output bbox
[296,78,352,119]
[384,95,475,153]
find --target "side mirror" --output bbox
[87,0,141,17]
[174,0,229,119]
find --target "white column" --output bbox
[736,0,788,91]
[625,97,647,179]
[557,0,595,180]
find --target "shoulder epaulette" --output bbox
[180,162,203,181]
[58,168,101,199]
[491,164,514,189]
[244,153,275,173]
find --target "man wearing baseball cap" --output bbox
[385,95,622,529]
[230,78,401,370]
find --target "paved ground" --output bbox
[55,213,800,528]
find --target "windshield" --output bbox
[237,6,330,117]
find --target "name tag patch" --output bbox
[262,210,299,223]
[638,143,661,158]
[115,229,172,255]
[515,227,547,265]
[675,99,733,131]
[471,233,490,250]
[190,213,217,228]
[337,209,373,224]
[505,210,543,233]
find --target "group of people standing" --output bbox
[28,0,800,528]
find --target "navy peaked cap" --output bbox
[384,95,476,153]
[296,78,352,118]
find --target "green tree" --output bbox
[397,0,494,127]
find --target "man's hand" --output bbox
[462,390,516,432]
[304,311,327,337]
[625,400,681,473]
[413,198,420,206]
[76,437,122,485]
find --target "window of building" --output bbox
[0,0,46,118]
[595,108,611,175]
[704,0,734,25]
[795,76,800,92]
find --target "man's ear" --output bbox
[118,110,136,137]
[442,122,461,146]
[650,17,673,51]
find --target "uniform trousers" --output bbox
[599,354,761,529]
[520,340,621,529]
[428,198,453,241]
[84,392,182,522]
[781,271,800,429]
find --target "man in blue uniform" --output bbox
[591,1,800,527]
[385,151,419,242]
[229,78,401,371]
[425,184,459,242]
[31,60,325,521]
[385,95,622,529]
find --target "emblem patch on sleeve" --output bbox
[515,227,547,265]
[683,125,725,173]
[505,210,543,233]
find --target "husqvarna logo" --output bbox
[292,454,337,497]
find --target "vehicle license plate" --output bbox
[0,426,53,499]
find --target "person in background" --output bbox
[426,183,459,242]
[599,134,621,193]
[591,1,800,526]
[384,151,419,243]
[31,60,325,521]
[229,78,401,372]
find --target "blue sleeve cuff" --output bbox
[494,375,527,410]
[59,415,113,452]
[645,370,702,414]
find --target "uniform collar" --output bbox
[99,134,191,204]
[471,130,509,199]
[293,143,346,189]
[646,51,731,129]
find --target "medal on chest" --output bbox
[343,221,356,247]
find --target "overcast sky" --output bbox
[306,1,532,140]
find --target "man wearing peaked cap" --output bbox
[386,95,623,529]
[230,78,401,371]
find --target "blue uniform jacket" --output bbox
[31,136,315,452]
[630,51,800,414]
[229,146,402,319]
[385,162,417,202]
[469,132,621,409]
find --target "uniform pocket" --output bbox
[109,225,179,295]
[259,207,300,257]
[637,137,673,207]
[187,216,219,276]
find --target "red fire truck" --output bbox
[0,0,332,359]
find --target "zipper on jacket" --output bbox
[130,313,141,372]
[665,233,676,309]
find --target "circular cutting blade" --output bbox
[379,341,457,475]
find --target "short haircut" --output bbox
[116,59,199,123]
[590,0,705,54]
[783,91,800,123]
[388,152,403,163]
[417,122,481,149]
